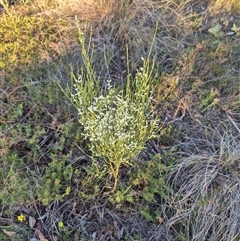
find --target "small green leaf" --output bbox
[227,5,231,12]
[208,23,222,37]
[140,206,154,221]
[223,19,229,27]
[231,23,239,33]
[65,187,71,195]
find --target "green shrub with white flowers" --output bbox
[64,30,159,191]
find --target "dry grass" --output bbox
[167,119,240,241]
[75,0,197,85]
[13,0,116,19]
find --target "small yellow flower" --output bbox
[58,221,64,228]
[17,214,26,222]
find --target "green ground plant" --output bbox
[36,153,73,205]
[199,89,219,112]
[0,13,61,72]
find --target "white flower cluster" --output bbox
[75,80,152,162]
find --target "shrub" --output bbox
[59,28,158,191]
